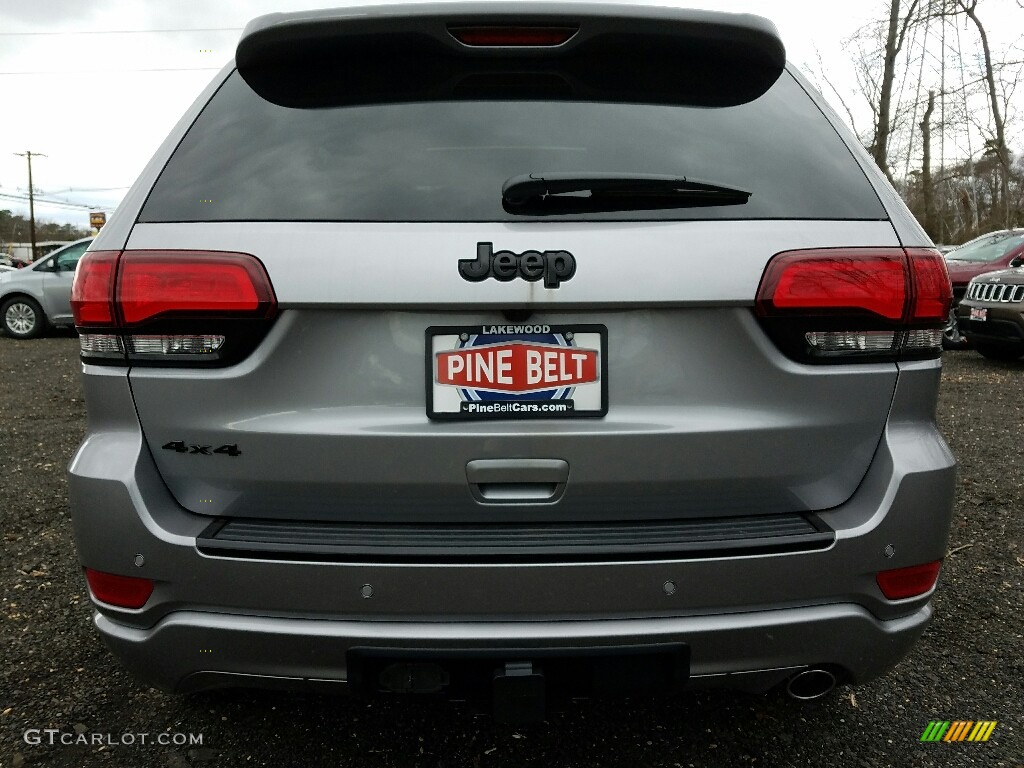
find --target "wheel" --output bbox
[975,343,1024,361]
[942,306,969,350]
[1,296,46,339]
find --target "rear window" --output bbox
[139,70,886,223]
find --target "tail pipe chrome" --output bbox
[785,668,837,700]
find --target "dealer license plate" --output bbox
[970,307,988,321]
[427,324,607,420]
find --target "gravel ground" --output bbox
[0,336,1021,768]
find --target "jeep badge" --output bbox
[459,242,576,289]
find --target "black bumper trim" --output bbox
[196,513,834,563]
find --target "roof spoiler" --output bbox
[236,2,786,109]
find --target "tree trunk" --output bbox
[920,90,936,238]
[962,0,1011,227]
[871,0,903,184]
[870,0,921,185]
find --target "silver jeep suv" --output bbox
[1,238,92,338]
[68,2,955,719]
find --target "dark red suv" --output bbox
[943,229,1024,348]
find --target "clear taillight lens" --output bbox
[78,333,125,359]
[126,334,226,356]
[804,330,898,355]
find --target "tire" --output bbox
[975,343,1024,361]
[942,306,969,350]
[1,296,46,339]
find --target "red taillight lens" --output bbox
[907,248,952,321]
[448,26,578,47]
[756,249,908,321]
[84,568,154,609]
[876,560,942,600]
[755,247,950,362]
[71,250,121,326]
[73,250,277,366]
[118,251,275,325]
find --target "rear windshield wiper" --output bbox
[502,173,751,215]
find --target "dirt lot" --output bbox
[1,336,1021,768]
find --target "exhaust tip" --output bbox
[786,668,836,701]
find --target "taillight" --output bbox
[84,568,154,609]
[117,252,274,324]
[70,250,119,325]
[755,247,951,363]
[72,250,277,366]
[876,560,942,600]
[906,248,952,322]
[448,26,578,47]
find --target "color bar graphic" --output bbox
[966,721,998,742]
[921,721,996,742]
[921,721,950,742]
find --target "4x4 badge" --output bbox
[459,242,576,289]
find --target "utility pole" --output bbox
[14,151,46,262]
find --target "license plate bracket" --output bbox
[426,324,607,420]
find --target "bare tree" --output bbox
[871,0,923,183]
[834,0,1022,238]
[957,0,1012,225]
[809,48,867,140]
[920,90,937,236]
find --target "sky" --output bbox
[0,0,1021,230]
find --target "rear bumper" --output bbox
[69,359,955,695]
[96,602,931,694]
[957,300,1024,346]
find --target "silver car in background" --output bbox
[0,237,92,338]
[68,2,955,721]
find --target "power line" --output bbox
[0,196,94,211]
[45,187,131,194]
[0,27,242,36]
[0,193,105,211]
